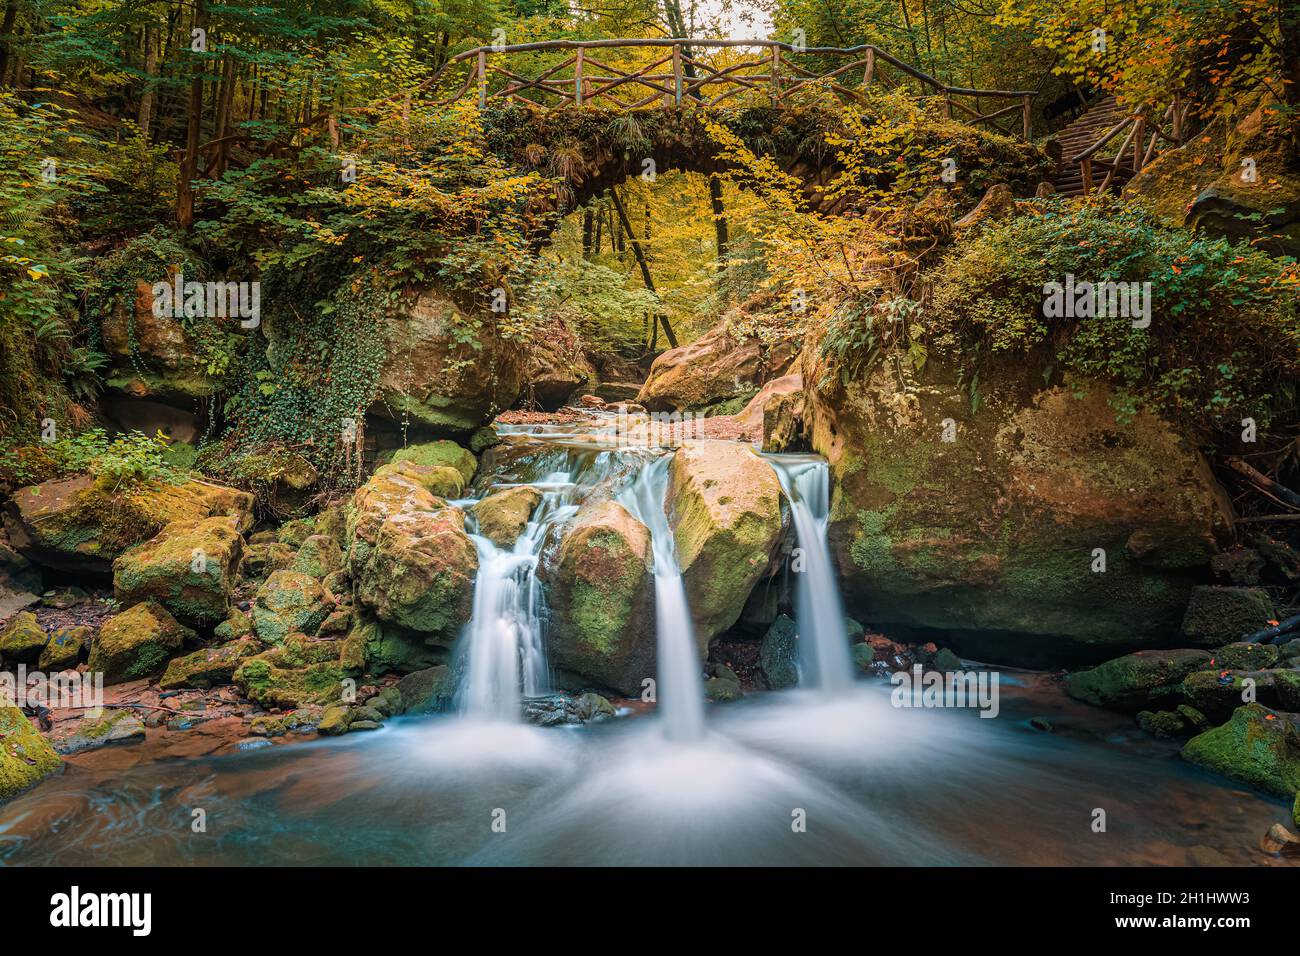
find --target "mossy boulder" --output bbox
[371,289,524,436]
[1137,709,1188,738]
[803,340,1232,666]
[276,517,317,549]
[55,708,146,755]
[1065,649,1211,711]
[348,469,476,642]
[636,317,796,412]
[1181,668,1281,722]
[382,441,477,485]
[1273,670,1300,712]
[759,614,799,690]
[232,655,349,709]
[0,610,47,664]
[351,615,445,675]
[471,486,542,548]
[372,460,465,499]
[159,636,261,690]
[291,534,345,579]
[38,625,89,670]
[251,570,330,645]
[1182,703,1300,797]
[1181,587,1276,647]
[0,705,61,800]
[89,600,194,685]
[667,442,783,644]
[240,541,294,582]
[543,500,655,696]
[3,475,253,574]
[112,515,243,626]
[396,664,456,714]
[214,607,253,641]
[1213,641,1280,672]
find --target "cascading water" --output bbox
[456,472,578,720]
[766,454,855,694]
[618,454,706,742]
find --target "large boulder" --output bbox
[251,570,330,645]
[666,442,784,645]
[112,516,244,626]
[159,636,261,690]
[347,468,476,642]
[804,344,1233,667]
[1181,586,1276,646]
[471,486,542,548]
[637,318,796,412]
[101,277,215,403]
[520,318,598,410]
[0,611,47,664]
[4,475,253,574]
[89,600,194,685]
[1182,703,1300,797]
[0,706,61,801]
[371,289,524,437]
[380,441,477,485]
[543,501,655,695]
[1065,648,1211,711]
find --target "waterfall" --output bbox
[766,455,855,694]
[456,472,577,720]
[618,454,706,742]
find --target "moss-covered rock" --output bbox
[38,625,89,670]
[3,475,253,574]
[1274,670,1300,712]
[0,610,47,663]
[276,517,317,549]
[759,614,799,690]
[667,442,783,644]
[802,341,1232,666]
[1182,703,1300,797]
[89,600,193,684]
[372,460,464,499]
[251,570,330,645]
[1181,587,1276,647]
[1181,668,1281,722]
[232,654,349,710]
[159,636,261,690]
[383,441,477,485]
[543,500,654,696]
[348,469,476,642]
[351,615,445,675]
[213,606,253,642]
[636,317,796,412]
[1065,649,1210,711]
[291,534,345,579]
[0,705,61,800]
[395,664,455,714]
[471,486,542,548]
[112,516,242,626]
[240,541,295,583]
[1213,641,1280,672]
[55,708,146,755]
[1137,709,1187,738]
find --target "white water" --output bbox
[618,454,707,742]
[457,472,578,720]
[766,455,855,694]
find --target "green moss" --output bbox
[89,600,193,684]
[0,706,62,800]
[383,441,477,484]
[1182,703,1300,797]
[1065,649,1211,711]
[0,612,47,663]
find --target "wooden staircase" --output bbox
[1050,96,1130,196]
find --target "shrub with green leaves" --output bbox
[928,197,1300,437]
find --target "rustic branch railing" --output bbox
[418,39,1037,139]
[1073,95,1189,195]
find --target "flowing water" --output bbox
[617,453,707,742]
[765,454,855,694]
[1,422,1293,866]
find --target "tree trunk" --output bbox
[137,24,159,138]
[708,175,729,272]
[212,51,236,176]
[176,0,210,231]
[0,0,19,89]
[582,207,594,258]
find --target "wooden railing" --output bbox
[1074,95,1190,194]
[419,38,1037,139]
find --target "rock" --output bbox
[1182,703,1300,797]
[112,515,243,626]
[761,386,807,452]
[351,616,444,675]
[159,637,261,690]
[1260,823,1300,856]
[1212,641,1279,672]
[0,705,61,800]
[55,709,146,754]
[372,460,464,499]
[3,475,253,574]
[1177,704,1211,734]
[1137,709,1187,738]
[395,664,455,714]
[759,614,799,689]
[804,340,1233,666]
[1065,649,1211,711]
[372,289,524,436]
[470,426,500,454]
[0,569,39,623]
[317,704,353,735]
[1182,669,1279,722]
[953,183,1014,231]
[1181,587,1275,646]
[0,610,47,664]
[851,642,875,671]
[317,607,352,637]
[291,534,345,579]
[933,647,963,672]
[347,719,382,731]
[471,486,542,548]
[704,675,743,702]
[1211,549,1265,586]
[348,468,476,642]
[89,600,194,684]
[543,501,655,696]
[275,517,317,549]
[214,607,254,642]
[1275,670,1300,712]
[252,570,330,645]
[226,451,319,510]
[521,319,598,410]
[1254,534,1300,584]
[381,441,477,485]
[574,692,616,721]
[1279,639,1300,664]
[667,442,783,644]
[233,654,347,710]
[579,394,605,408]
[100,276,215,403]
[38,625,89,670]
[240,541,294,582]
[636,318,796,412]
